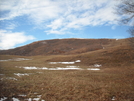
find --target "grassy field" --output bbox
[0,52,134,101]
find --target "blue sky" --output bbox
[0,0,132,50]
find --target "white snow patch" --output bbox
[49,67,82,70]
[18,94,27,97]
[41,67,48,70]
[14,73,30,77]
[49,62,57,64]
[0,97,7,101]
[60,62,75,64]
[13,58,31,61]
[66,66,79,68]
[26,95,44,101]
[93,64,102,67]
[18,66,101,71]
[12,97,20,101]
[116,39,118,40]
[49,60,81,64]
[1,77,17,80]
[32,98,40,101]
[87,68,100,70]
[111,96,116,100]
[24,67,37,69]
[0,58,31,62]
[75,60,81,62]
[49,62,75,64]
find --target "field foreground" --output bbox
[0,54,134,101]
[0,38,134,101]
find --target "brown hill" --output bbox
[0,38,131,56]
[42,38,133,67]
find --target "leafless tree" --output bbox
[116,0,134,36]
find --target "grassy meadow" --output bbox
[0,52,134,101]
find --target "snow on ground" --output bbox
[12,97,20,101]
[18,94,27,97]
[48,67,82,70]
[13,58,31,61]
[49,60,81,64]
[0,96,45,101]
[14,73,30,77]
[75,60,81,62]
[0,77,17,81]
[49,62,75,64]
[66,66,79,68]
[20,66,82,70]
[21,66,38,70]
[0,97,7,101]
[87,68,100,70]
[0,58,31,62]
[93,64,102,67]
[18,66,100,71]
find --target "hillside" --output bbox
[0,38,129,56]
[0,38,134,101]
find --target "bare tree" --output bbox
[116,0,134,36]
[116,0,134,47]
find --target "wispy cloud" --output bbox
[0,30,35,50]
[6,22,17,30]
[0,0,121,34]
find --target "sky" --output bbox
[0,0,132,50]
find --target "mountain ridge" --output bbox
[0,38,129,56]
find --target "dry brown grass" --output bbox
[0,38,134,101]
[0,53,134,101]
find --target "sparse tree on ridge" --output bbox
[116,0,134,37]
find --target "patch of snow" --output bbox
[93,64,102,67]
[49,62,57,64]
[116,39,118,40]
[12,97,20,101]
[33,98,40,101]
[0,60,10,62]
[27,98,32,101]
[18,94,27,97]
[14,73,29,77]
[41,67,48,70]
[14,58,31,61]
[49,67,82,70]
[26,95,44,101]
[18,66,101,71]
[111,96,116,100]
[6,77,18,80]
[23,67,38,70]
[87,68,100,70]
[49,62,75,64]
[75,60,81,62]
[66,66,79,68]
[60,62,75,64]
[0,58,31,62]
[0,97,7,101]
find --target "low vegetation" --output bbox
[0,38,134,101]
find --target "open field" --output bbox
[0,53,134,101]
[0,38,134,101]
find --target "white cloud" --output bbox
[0,30,35,50]
[6,23,17,30]
[0,0,122,34]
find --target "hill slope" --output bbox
[0,38,128,56]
